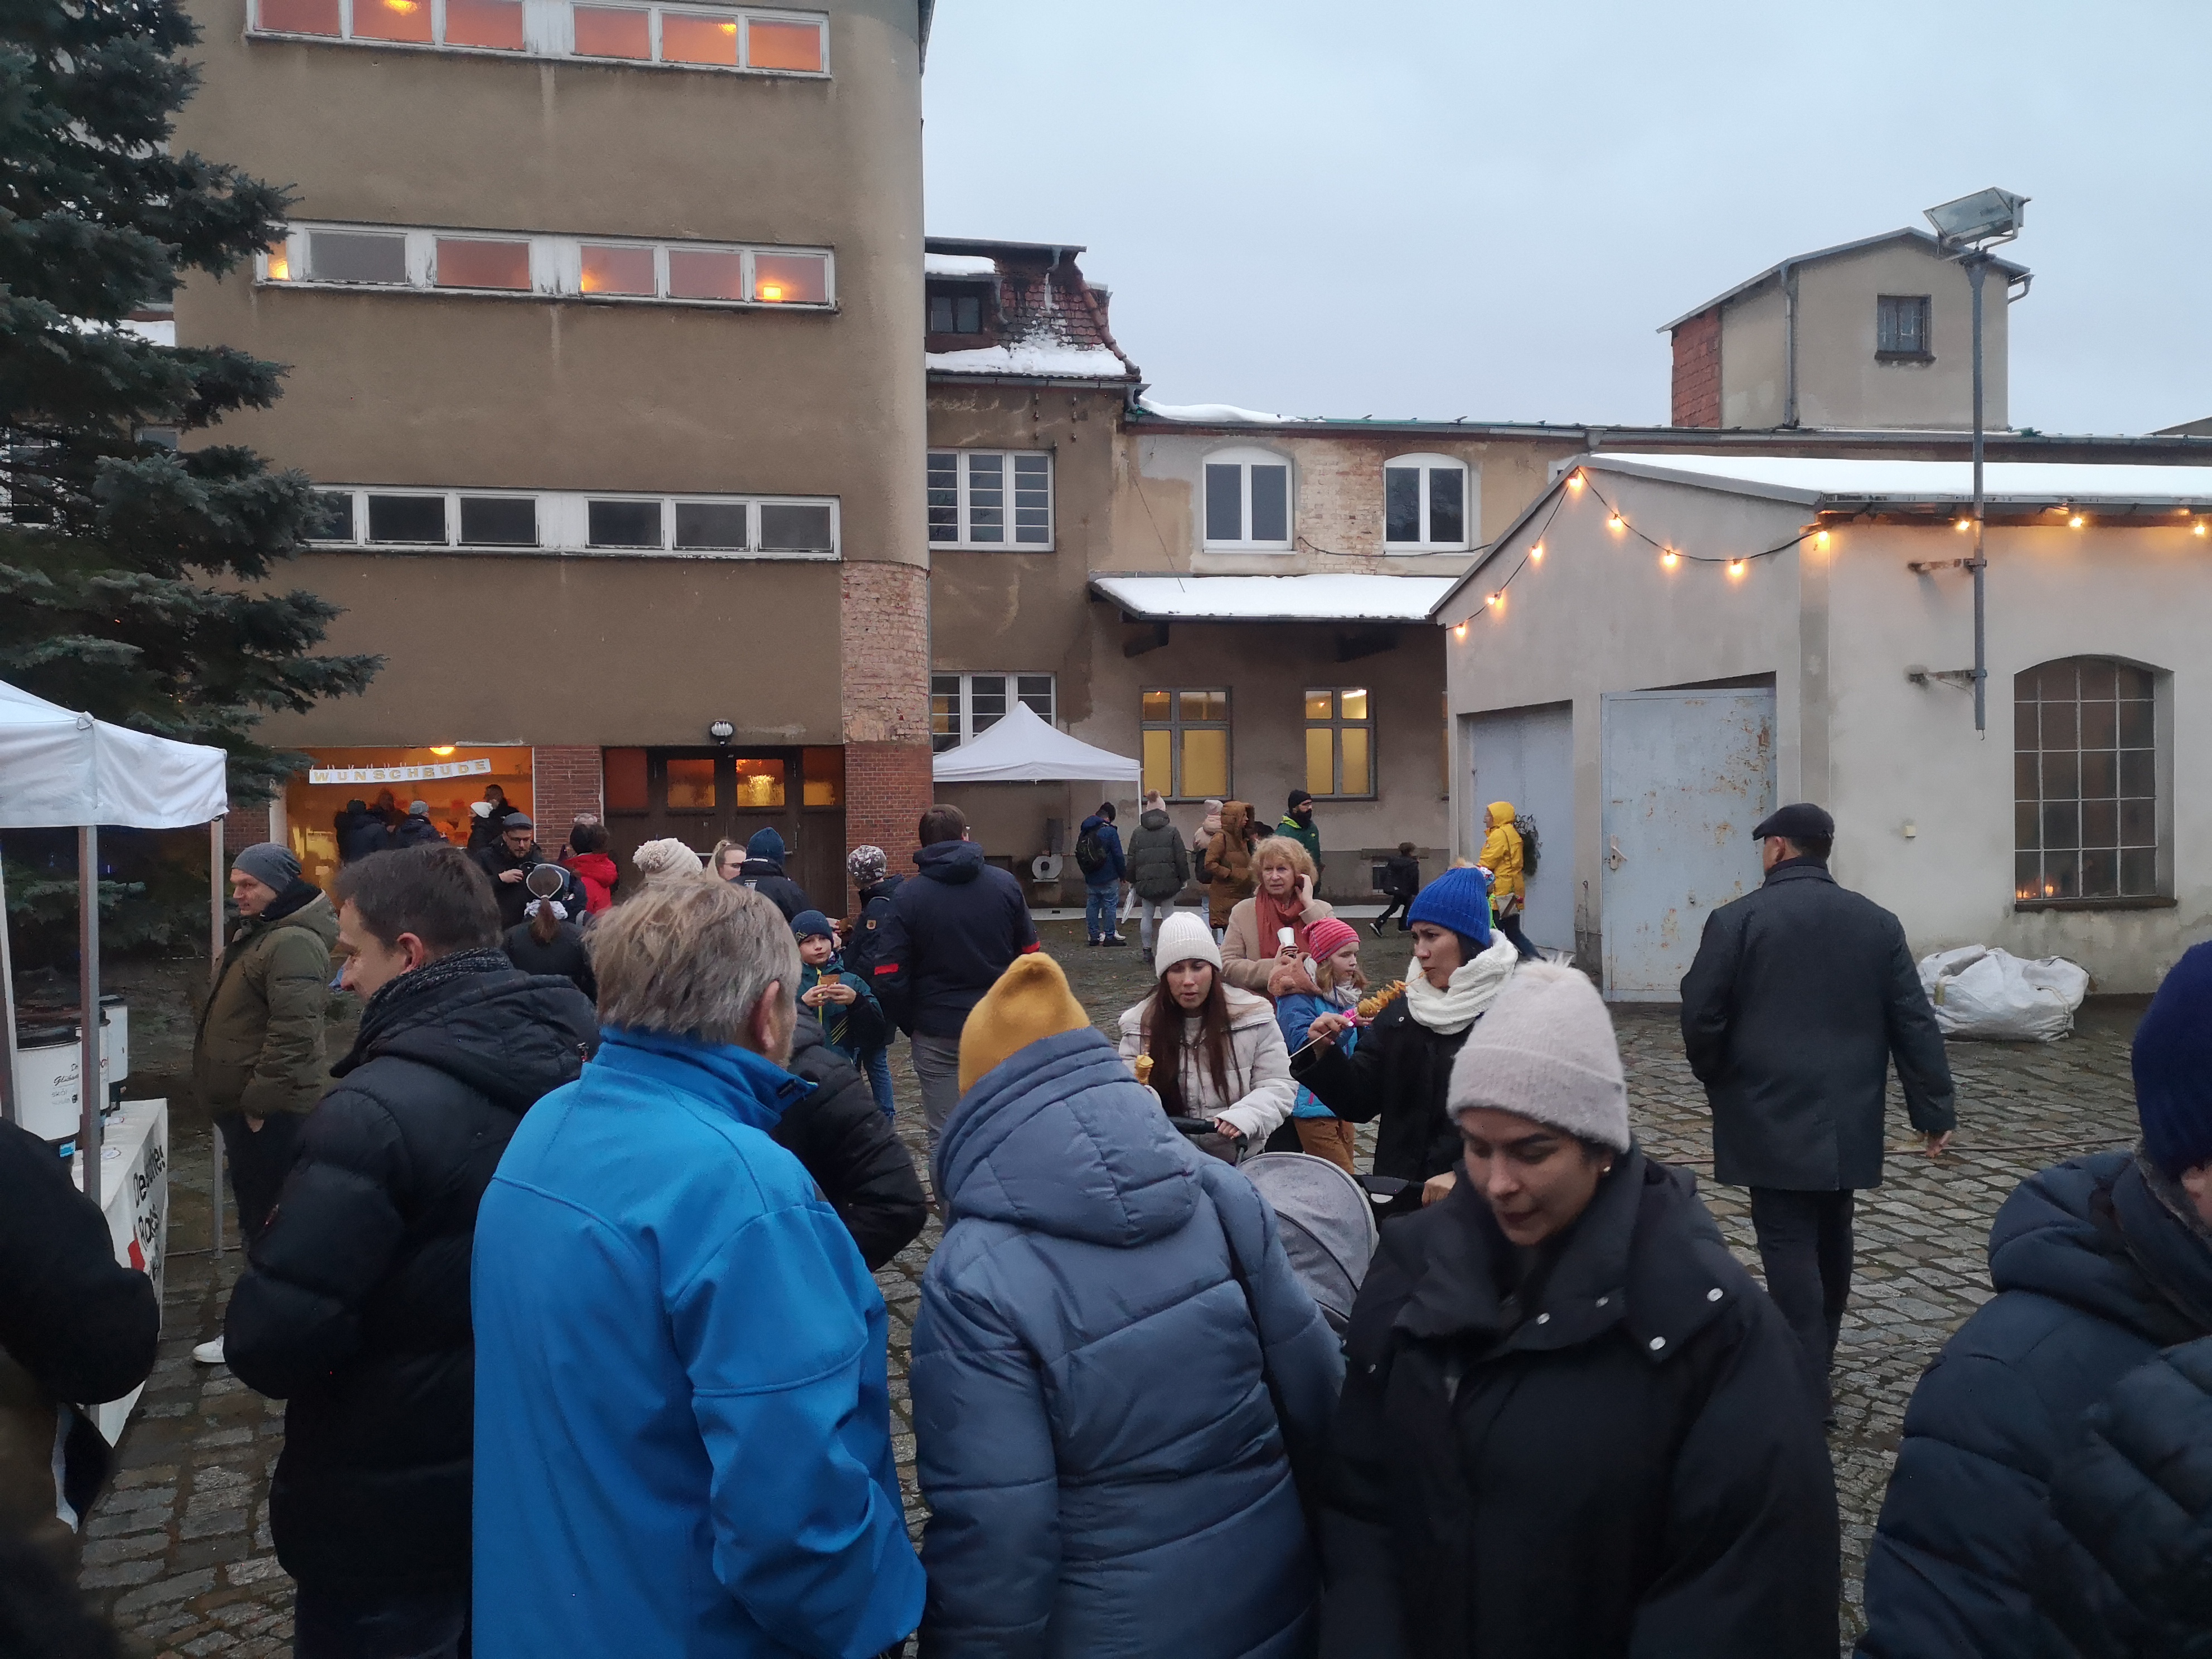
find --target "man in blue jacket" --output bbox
[472,876,923,1659]
[1075,801,1127,947]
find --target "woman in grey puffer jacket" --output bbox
[1124,792,1191,955]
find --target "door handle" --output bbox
[1607,836,1624,872]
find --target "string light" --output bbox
[2069,512,2086,530]
[2195,520,2208,537]
[1486,591,1502,609]
[1453,621,1468,639]
[1567,471,1585,492]
[1955,517,1972,532]
[1529,542,1544,561]
[1728,559,1747,579]
[1607,512,1625,532]
[1660,549,1679,569]
[1815,529,1831,549]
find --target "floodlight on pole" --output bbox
[1925,186,2028,736]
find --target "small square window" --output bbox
[667,248,745,301]
[759,502,832,551]
[666,758,716,809]
[304,492,353,541]
[458,496,537,546]
[604,748,648,812]
[573,5,650,58]
[928,294,952,333]
[365,494,446,544]
[258,0,338,33]
[1876,294,1931,358]
[802,746,844,807]
[753,252,827,304]
[745,16,822,70]
[587,499,662,548]
[435,239,531,292]
[580,244,656,296]
[674,501,748,549]
[311,230,407,285]
[661,9,738,64]
[926,452,958,543]
[444,0,523,47]
[733,758,785,808]
[351,0,430,39]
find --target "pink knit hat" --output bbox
[1304,917,1360,961]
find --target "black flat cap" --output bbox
[502,812,534,830]
[1753,802,1834,843]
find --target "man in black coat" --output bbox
[778,1015,926,1269]
[472,811,546,932]
[223,844,596,1657]
[1679,803,1955,1414]
[725,827,813,922]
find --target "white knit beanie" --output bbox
[633,837,704,880]
[1445,960,1630,1152]
[1152,909,1222,973]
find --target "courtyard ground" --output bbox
[77,921,2146,1655]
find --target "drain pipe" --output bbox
[1781,260,1800,428]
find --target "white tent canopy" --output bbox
[0,679,229,830]
[931,700,1141,784]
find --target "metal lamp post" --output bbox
[1926,187,2029,733]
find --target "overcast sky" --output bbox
[921,1,2212,433]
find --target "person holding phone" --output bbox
[1220,837,1335,996]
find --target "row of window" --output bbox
[930,674,1058,750]
[1200,449,1475,553]
[265,225,832,308]
[304,488,837,555]
[603,748,846,812]
[927,452,1053,548]
[252,0,827,73]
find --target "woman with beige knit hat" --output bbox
[1320,961,1841,1659]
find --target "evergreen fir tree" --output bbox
[0,0,378,802]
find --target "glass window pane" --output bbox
[2012,667,2040,702]
[1202,691,1228,721]
[674,501,747,549]
[305,491,353,541]
[1428,467,1465,545]
[927,452,958,542]
[2077,658,2116,698]
[667,248,745,300]
[954,294,981,332]
[759,502,832,551]
[2043,751,2079,801]
[927,293,953,333]
[2081,750,2116,798]
[2119,750,2155,798]
[2120,798,2155,846]
[1384,468,1420,542]
[604,748,647,812]
[444,0,522,45]
[2081,848,2118,899]
[580,244,656,295]
[660,8,737,64]
[458,495,536,546]
[2015,851,2040,899]
[2014,751,2039,801]
[365,494,445,543]
[733,758,784,808]
[966,454,1003,542]
[1340,726,1371,795]
[1304,728,1334,797]
[931,676,961,751]
[1181,729,1229,798]
[2080,799,2117,849]
[2014,801,2039,850]
[2121,848,2156,895]
[2039,661,2077,700]
[802,746,843,808]
[353,0,431,41]
[1141,691,1170,722]
[311,230,407,284]
[2013,701,2037,751]
[587,499,661,547]
[1340,688,1369,721]
[746,16,822,69]
[2079,700,2116,749]
[1249,464,1288,543]
[1013,453,1051,544]
[753,252,828,304]
[435,238,530,291]
[2046,851,2080,899]
[2117,664,2155,700]
[2040,701,2077,750]
[258,0,339,31]
[1179,691,1215,724]
[2119,700,2154,748]
[665,758,716,809]
[1142,730,1171,798]
[2041,802,2078,850]
[573,4,650,56]
[1205,464,1243,542]
[1304,691,1334,721]
[1016,676,1054,720]
[969,675,1007,734]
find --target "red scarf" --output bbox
[1255,887,1309,958]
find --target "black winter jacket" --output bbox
[738,857,812,922]
[1680,860,1955,1190]
[871,840,1039,1039]
[389,816,443,850]
[1322,1152,1839,1658]
[223,950,598,1594]
[1380,854,1422,901]
[1858,1153,2212,1659]
[843,876,902,983]
[1291,997,1471,1182]
[1123,808,1190,903]
[336,808,389,864]
[473,842,550,932]
[501,919,595,1001]
[775,1016,927,1270]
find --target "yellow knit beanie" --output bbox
[958,953,1091,1094]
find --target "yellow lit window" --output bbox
[264,241,292,282]
[802,747,843,808]
[444,0,523,48]
[733,758,786,808]
[1142,687,1230,800]
[661,9,738,64]
[752,251,827,304]
[665,759,716,810]
[745,16,822,70]
[353,0,431,42]
[1304,688,1374,797]
[580,244,656,295]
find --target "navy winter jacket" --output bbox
[1857,1152,2212,1658]
[911,1026,1345,1659]
[870,841,1038,1040]
[1077,814,1126,889]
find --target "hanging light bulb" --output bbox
[1607,512,1625,532]
[2195,520,2208,537]
[1660,549,1679,569]
[1529,542,1544,561]
[1568,472,1584,491]
[1955,517,1972,532]
[1485,591,1502,609]
[1728,559,1747,579]
[2069,512,2086,530]
[1453,621,1468,639]
[1815,529,1831,549]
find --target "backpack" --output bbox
[1515,815,1540,880]
[1075,823,1109,877]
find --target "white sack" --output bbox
[1918,945,2090,1042]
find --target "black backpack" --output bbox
[1515,815,1540,880]
[1075,824,1109,877]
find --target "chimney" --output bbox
[1670,306,1721,428]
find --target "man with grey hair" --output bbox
[471,876,924,1659]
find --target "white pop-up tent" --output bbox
[930,700,1141,784]
[0,678,228,1200]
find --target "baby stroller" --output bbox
[1235,1152,1380,1335]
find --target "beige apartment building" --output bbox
[177,0,933,903]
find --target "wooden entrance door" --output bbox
[607,748,846,914]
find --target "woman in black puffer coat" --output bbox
[777,1014,927,1269]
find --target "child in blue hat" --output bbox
[792,911,889,1113]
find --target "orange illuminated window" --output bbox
[580,244,656,295]
[264,241,292,281]
[733,758,786,808]
[444,0,523,47]
[752,251,827,304]
[746,16,821,70]
[661,9,738,64]
[353,0,432,41]
[605,748,648,812]
[573,5,650,57]
[802,747,843,807]
[435,239,531,290]
[666,759,717,810]
[257,0,340,32]
[667,248,745,301]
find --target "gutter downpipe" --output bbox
[1781,261,1800,428]
[1968,253,1988,733]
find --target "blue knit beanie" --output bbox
[2135,942,2212,1178]
[746,826,785,864]
[789,909,835,942]
[1406,866,1493,948]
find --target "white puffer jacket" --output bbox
[1115,984,1296,1143]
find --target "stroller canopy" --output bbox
[1238,1152,1380,1333]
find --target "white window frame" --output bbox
[1381,452,1472,552]
[248,0,830,76]
[930,672,1055,751]
[1201,446,1293,552]
[926,450,1053,550]
[303,486,840,559]
[259,223,835,311]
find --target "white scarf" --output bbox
[1401,934,1520,1036]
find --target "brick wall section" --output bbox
[1671,307,1722,427]
[841,561,933,914]
[221,804,272,860]
[529,745,604,844]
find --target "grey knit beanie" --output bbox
[1445,960,1629,1152]
[232,841,300,892]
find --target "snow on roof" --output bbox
[926,342,1132,380]
[1586,452,2212,508]
[1091,574,1457,623]
[1133,394,1314,425]
[924,251,997,278]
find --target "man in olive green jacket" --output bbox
[191,842,337,1362]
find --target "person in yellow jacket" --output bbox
[1479,801,1538,961]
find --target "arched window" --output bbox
[2015,657,2162,901]
[1384,453,1470,551]
[1202,447,1293,551]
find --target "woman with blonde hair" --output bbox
[1221,836,1335,996]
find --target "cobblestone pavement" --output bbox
[83,918,2146,1655]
